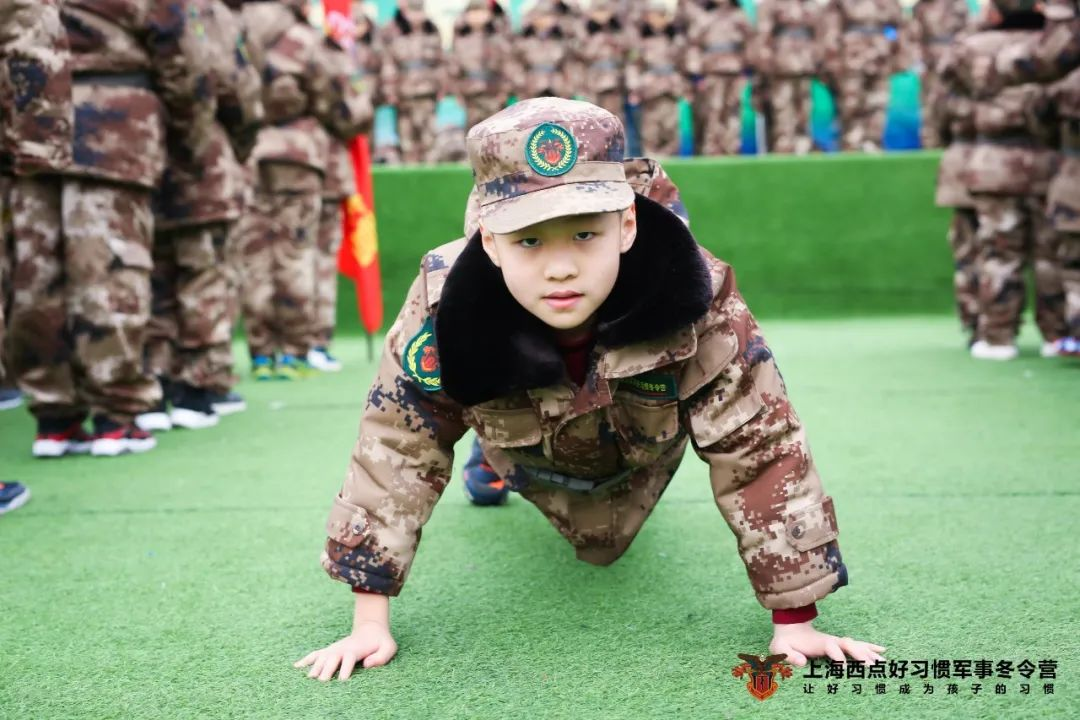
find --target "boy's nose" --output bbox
[544,256,578,281]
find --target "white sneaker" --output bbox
[970,340,1019,361]
[169,406,219,430]
[90,424,157,457]
[135,411,172,432]
[307,347,343,372]
[1040,340,1062,358]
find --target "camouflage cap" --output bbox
[466,97,634,234]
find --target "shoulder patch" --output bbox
[403,317,442,392]
[620,372,678,401]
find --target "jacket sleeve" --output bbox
[679,265,848,611]
[321,272,468,596]
[147,0,218,163]
[208,1,264,162]
[310,39,373,143]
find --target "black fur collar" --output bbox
[435,194,713,406]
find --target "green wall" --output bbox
[335,152,953,335]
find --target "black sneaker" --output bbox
[209,390,246,416]
[0,482,31,515]
[90,415,156,457]
[169,383,219,430]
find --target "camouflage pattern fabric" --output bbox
[685,2,752,156]
[820,0,904,151]
[571,9,629,122]
[7,175,159,422]
[511,14,573,101]
[450,3,513,131]
[236,162,321,359]
[754,0,822,154]
[948,208,980,336]
[312,201,344,349]
[626,15,688,156]
[381,7,445,164]
[905,0,970,148]
[1045,67,1080,338]
[146,223,233,393]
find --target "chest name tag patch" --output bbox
[403,317,442,392]
[620,372,678,401]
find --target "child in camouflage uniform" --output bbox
[297,98,885,680]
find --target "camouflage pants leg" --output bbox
[949,207,980,335]
[398,96,438,164]
[920,73,946,150]
[1061,232,1080,337]
[237,188,275,359]
[698,74,745,156]
[6,175,85,421]
[0,175,9,383]
[769,77,813,155]
[1031,202,1067,342]
[465,94,507,133]
[972,195,1033,346]
[146,228,179,381]
[170,223,233,392]
[313,201,343,349]
[593,91,626,127]
[839,72,888,151]
[640,95,681,157]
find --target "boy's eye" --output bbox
[574,231,596,241]
[517,237,541,248]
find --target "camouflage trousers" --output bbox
[581,90,625,128]
[948,208,980,336]
[696,74,745,156]
[479,434,686,565]
[397,96,438,164]
[237,163,322,359]
[312,201,342,349]
[972,195,1066,345]
[463,93,508,133]
[3,174,160,422]
[920,72,947,150]
[639,95,681,157]
[145,222,234,393]
[1061,232,1080,338]
[0,176,10,383]
[768,76,813,155]
[837,72,890,152]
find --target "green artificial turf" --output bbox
[2,318,1076,719]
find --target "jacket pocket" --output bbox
[469,405,543,448]
[785,496,839,552]
[326,495,370,549]
[610,396,682,467]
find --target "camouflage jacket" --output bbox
[155,0,265,230]
[449,12,513,101]
[1047,67,1080,231]
[512,20,572,99]
[571,15,629,98]
[380,10,446,104]
[955,29,1059,197]
[820,0,903,79]
[989,4,1080,88]
[685,3,752,77]
[61,0,216,190]
[935,94,976,208]
[0,0,72,176]
[322,159,848,612]
[352,27,385,107]
[626,20,689,101]
[754,0,821,77]
[906,0,968,75]
[244,2,369,177]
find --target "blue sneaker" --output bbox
[0,482,31,515]
[0,388,22,411]
[462,437,509,506]
[251,355,274,381]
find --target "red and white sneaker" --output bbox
[90,417,157,457]
[32,422,93,459]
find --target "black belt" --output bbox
[777,27,812,39]
[846,24,884,34]
[976,133,1039,147]
[521,465,635,495]
[72,71,152,89]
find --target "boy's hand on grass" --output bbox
[769,621,886,668]
[294,621,398,681]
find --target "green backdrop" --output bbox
[334,152,953,335]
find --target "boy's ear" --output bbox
[479,224,502,268]
[619,203,637,254]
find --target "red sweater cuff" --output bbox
[771,603,818,624]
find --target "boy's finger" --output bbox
[308,655,327,679]
[362,646,394,669]
[318,654,341,682]
[339,654,359,682]
[294,651,317,668]
[824,640,846,663]
[869,644,886,652]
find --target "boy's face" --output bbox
[481,206,637,339]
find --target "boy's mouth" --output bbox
[543,291,583,310]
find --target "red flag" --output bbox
[321,0,384,338]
